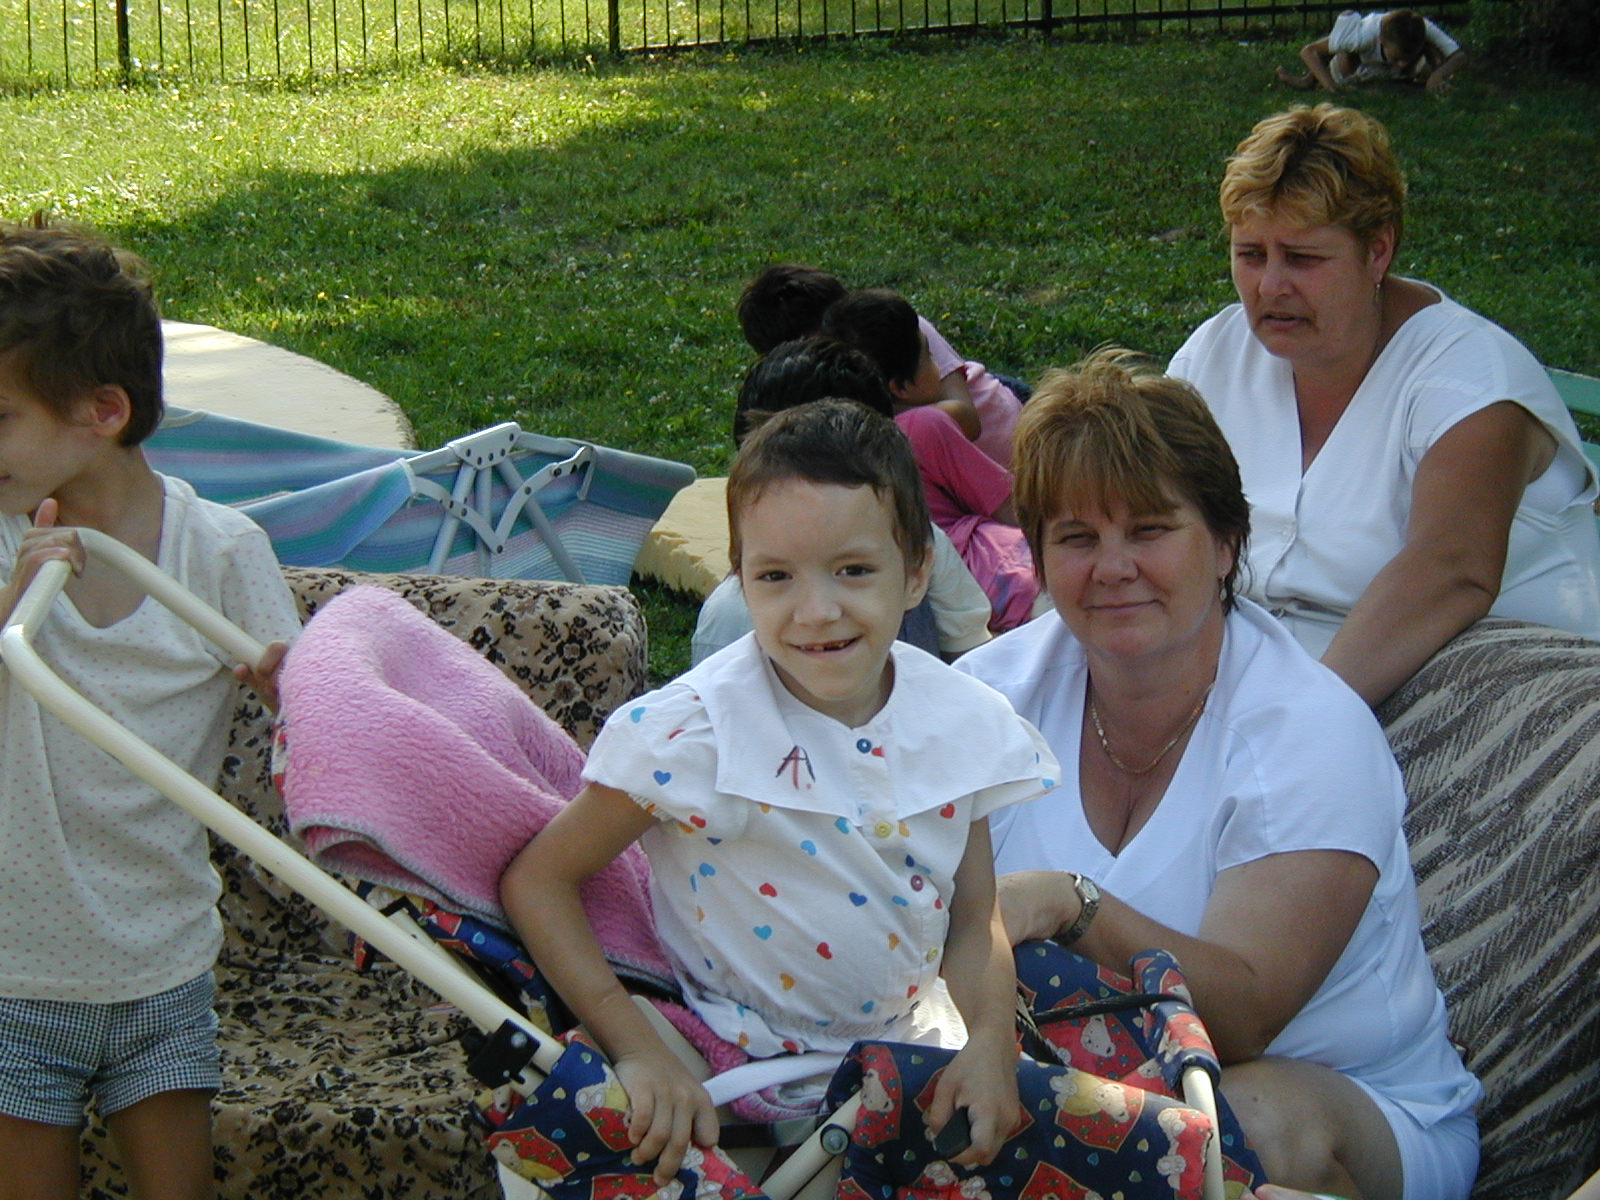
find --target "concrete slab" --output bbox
[161,320,414,449]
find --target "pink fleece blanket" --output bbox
[276,586,676,994]
[276,585,858,1111]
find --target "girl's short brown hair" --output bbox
[727,399,931,576]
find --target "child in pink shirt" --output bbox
[822,291,1041,632]
[737,266,1023,467]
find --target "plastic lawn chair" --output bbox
[146,408,696,585]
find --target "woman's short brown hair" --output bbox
[1220,103,1407,253]
[1014,347,1250,610]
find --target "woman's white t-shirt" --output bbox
[1170,289,1600,656]
[955,600,1481,1131]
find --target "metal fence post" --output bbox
[116,0,132,78]
[607,0,619,52]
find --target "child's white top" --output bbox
[583,635,1059,1057]
[0,474,300,1003]
[1328,10,1459,80]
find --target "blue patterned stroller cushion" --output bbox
[824,1041,1216,1200]
[419,905,1266,1200]
[477,1030,773,1200]
[812,948,1266,1200]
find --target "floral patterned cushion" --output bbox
[79,567,648,1200]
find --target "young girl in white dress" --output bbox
[501,400,1058,1184]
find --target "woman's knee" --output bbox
[1221,1058,1400,1200]
[1224,1060,1339,1181]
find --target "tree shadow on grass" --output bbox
[109,39,1600,465]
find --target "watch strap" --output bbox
[1053,872,1100,948]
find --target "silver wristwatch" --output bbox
[1053,872,1101,948]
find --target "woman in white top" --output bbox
[956,349,1479,1200]
[1169,104,1600,705]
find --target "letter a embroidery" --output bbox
[776,745,815,789]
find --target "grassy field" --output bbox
[5,35,1598,678]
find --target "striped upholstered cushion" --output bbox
[1378,620,1600,1200]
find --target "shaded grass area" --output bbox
[5,37,1598,679]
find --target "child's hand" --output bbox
[14,499,86,583]
[612,1046,720,1184]
[924,1032,1019,1167]
[233,640,289,712]
[3,500,85,622]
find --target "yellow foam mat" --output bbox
[635,477,731,599]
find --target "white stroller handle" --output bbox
[0,530,560,1077]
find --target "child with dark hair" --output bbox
[696,337,994,664]
[0,220,299,1197]
[739,267,1024,468]
[502,398,1060,1184]
[1276,9,1467,94]
[822,288,1022,469]
[730,334,895,445]
[820,293,1043,633]
[735,264,848,357]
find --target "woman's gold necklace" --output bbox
[1088,686,1212,777]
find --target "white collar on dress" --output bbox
[686,635,1055,818]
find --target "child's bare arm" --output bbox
[928,818,1019,1166]
[1298,37,1339,90]
[500,782,719,1182]
[934,370,983,441]
[934,399,982,440]
[1425,48,1467,94]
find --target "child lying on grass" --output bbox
[1276,9,1467,95]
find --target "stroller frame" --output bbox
[0,530,1226,1200]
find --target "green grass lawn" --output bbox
[5,36,1598,680]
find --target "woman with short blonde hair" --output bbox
[1170,104,1600,705]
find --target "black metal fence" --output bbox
[0,0,1468,84]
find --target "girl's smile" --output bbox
[737,478,930,728]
